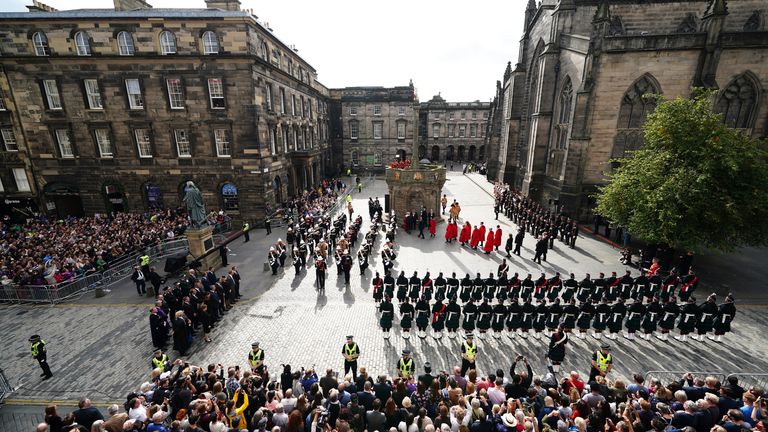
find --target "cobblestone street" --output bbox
[2,172,767,426]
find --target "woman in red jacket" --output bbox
[484,229,495,254]
[459,222,472,246]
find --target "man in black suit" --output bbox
[355,381,376,411]
[131,266,146,295]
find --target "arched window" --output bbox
[32,31,49,56]
[556,78,573,150]
[159,31,177,55]
[74,31,91,56]
[715,74,758,129]
[221,183,239,212]
[202,31,219,55]
[117,31,134,56]
[351,150,359,166]
[612,74,661,158]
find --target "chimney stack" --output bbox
[26,0,58,12]
[204,0,241,11]
[113,0,152,10]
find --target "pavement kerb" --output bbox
[3,398,121,407]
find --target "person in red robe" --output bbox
[452,222,459,241]
[429,217,437,238]
[470,225,481,249]
[478,222,487,247]
[494,226,503,251]
[484,229,495,254]
[459,222,472,246]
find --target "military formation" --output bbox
[372,266,737,343]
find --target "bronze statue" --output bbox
[183,181,206,229]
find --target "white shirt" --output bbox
[128,405,147,422]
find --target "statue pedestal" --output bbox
[385,165,447,220]
[186,225,221,270]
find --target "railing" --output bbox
[644,370,768,392]
[0,368,13,405]
[1,237,191,305]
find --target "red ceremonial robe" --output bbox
[470,227,481,247]
[478,225,487,242]
[429,219,437,236]
[484,230,495,253]
[451,223,459,240]
[459,224,472,243]
[494,229,503,247]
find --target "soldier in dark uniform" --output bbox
[593,297,611,339]
[315,256,327,293]
[460,274,473,303]
[372,272,384,304]
[605,272,621,303]
[520,273,534,301]
[619,270,634,301]
[29,335,53,380]
[712,294,735,342]
[546,298,563,335]
[562,298,579,332]
[447,272,459,300]
[592,273,607,303]
[506,298,522,338]
[534,273,548,302]
[431,297,447,339]
[483,273,497,301]
[532,300,548,339]
[496,271,509,301]
[546,324,568,375]
[358,248,368,275]
[513,229,525,256]
[421,272,434,301]
[577,274,594,304]
[434,272,447,302]
[607,298,626,340]
[408,271,421,302]
[675,297,699,341]
[641,297,662,340]
[498,259,510,278]
[383,271,395,300]
[658,297,680,341]
[445,297,462,338]
[471,273,484,302]
[678,270,699,302]
[520,297,535,338]
[492,298,506,339]
[661,271,679,302]
[694,294,718,341]
[477,299,493,338]
[633,270,649,301]
[462,299,478,333]
[576,299,595,339]
[415,296,431,339]
[562,273,578,303]
[400,298,415,339]
[508,272,521,301]
[546,273,562,302]
[379,296,394,339]
[396,271,408,303]
[624,297,645,340]
[647,272,662,300]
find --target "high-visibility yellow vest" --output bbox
[152,354,168,372]
[464,342,477,361]
[31,340,45,358]
[345,343,358,358]
[140,255,150,266]
[596,351,612,371]
[249,349,262,367]
[399,358,413,377]
[243,223,250,232]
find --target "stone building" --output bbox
[487,0,768,219]
[418,94,491,163]
[0,0,332,222]
[328,85,419,172]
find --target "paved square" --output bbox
[1,171,767,412]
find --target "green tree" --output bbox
[595,90,768,252]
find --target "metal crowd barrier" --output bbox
[645,370,768,391]
[2,237,191,305]
[0,368,13,405]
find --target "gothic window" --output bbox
[675,14,698,33]
[612,74,661,158]
[715,74,758,129]
[609,16,625,36]
[556,78,573,150]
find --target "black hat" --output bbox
[28,334,41,342]
[601,343,610,349]
[346,335,354,340]
[251,342,260,347]
[402,349,411,355]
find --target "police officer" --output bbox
[397,349,415,379]
[249,342,265,375]
[460,333,478,376]
[139,253,150,275]
[243,221,251,242]
[588,343,613,382]
[29,335,52,380]
[151,349,171,372]
[342,335,360,380]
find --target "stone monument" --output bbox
[385,137,447,220]
[183,181,221,270]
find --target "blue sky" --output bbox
[2,0,526,102]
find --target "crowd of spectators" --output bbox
[38,359,767,432]
[0,209,190,287]
[275,179,346,224]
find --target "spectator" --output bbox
[72,398,104,430]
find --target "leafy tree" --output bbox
[596,90,768,252]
